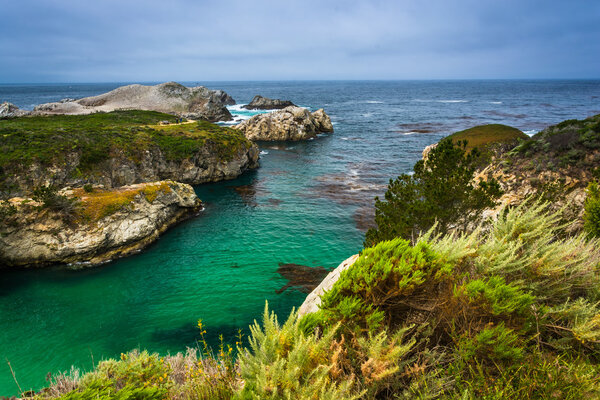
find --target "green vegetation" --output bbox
[364,139,502,246]
[512,113,600,168]
[447,124,527,152]
[32,185,78,217]
[0,110,252,174]
[584,180,600,237]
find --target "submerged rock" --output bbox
[243,95,296,110]
[0,181,202,267]
[32,82,235,122]
[234,106,334,141]
[276,263,333,294]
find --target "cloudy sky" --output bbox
[1,0,599,82]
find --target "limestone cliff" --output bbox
[0,181,202,267]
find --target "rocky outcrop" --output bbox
[234,106,334,141]
[32,82,235,122]
[243,95,295,110]
[298,254,359,317]
[0,181,202,267]
[0,102,28,118]
[5,143,260,197]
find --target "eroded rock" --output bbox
[234,106,334,141]
[32,82,235,122]
[0,181,202,267]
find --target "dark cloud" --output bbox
[0,0,598,82]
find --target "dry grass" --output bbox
[72,182,172,222]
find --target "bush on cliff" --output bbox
[365,139,502,246]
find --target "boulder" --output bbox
[243,95,296,110]
[298,254,359,317]
[32,82,235,122]
[0,102,28,118]
[234,106,334,141]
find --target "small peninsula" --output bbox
[0,110,259,267]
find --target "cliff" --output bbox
[0,110,259,197]
[31,82,235,122]
[474,114,600,232]
[234,106,333,141]
[0,181,202,267]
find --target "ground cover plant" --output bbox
[0,110,252,183]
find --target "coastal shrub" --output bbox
[584,180,600,237]
[302,202,600,398]
[32,185,78,216]
[237,304,360,400]
[365,138,502,246]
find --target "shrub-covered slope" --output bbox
[476,113,600,232]
[0,110,259,197]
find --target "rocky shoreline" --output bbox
[0,181,202,267]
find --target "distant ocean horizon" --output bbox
[1,79,599,396]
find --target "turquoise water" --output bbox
[1,80,599,395]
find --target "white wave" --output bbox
[402,131,418,135]
[412,99,468,103]
[524,130,538,136]
[341,137,349,140]
[362,113,374,118]
[365,100,384,104]
[259,150,269,155]
[489,101,503,104]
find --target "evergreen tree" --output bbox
[365,139,501,246]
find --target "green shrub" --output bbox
[32,185,78,216]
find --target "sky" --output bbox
[0,0,599,82]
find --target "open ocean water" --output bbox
[1,80,599,395]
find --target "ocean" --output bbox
[1,80,599,395]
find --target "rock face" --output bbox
[234,106,334,141]
[0,181,202,267]
[243,95,296,110]
[32,82,235,122]
[0,102,28,118]
[298,254,359,317]
[5,143,260,197]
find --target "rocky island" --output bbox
[0,109,259,267]
[234,106,333,141]
[31,82,235,122]
[242,95,296,110]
